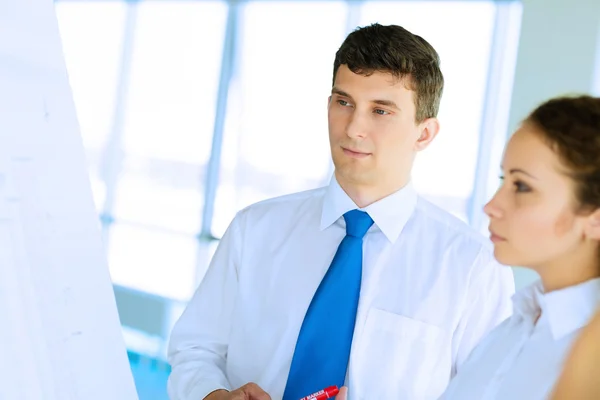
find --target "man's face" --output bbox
[328,65,437,193]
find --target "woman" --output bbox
[550,308,600,399]
[439,95,600,399]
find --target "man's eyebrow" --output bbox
[331,87,352,98]
[331,87,399,109]
[373,99,399,109]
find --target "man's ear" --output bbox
[414,117,440,152]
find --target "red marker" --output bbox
[299,385,339,400]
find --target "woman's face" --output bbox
[484,124,590,272]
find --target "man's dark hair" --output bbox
[333,23,444,122]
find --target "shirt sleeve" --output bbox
[167,213,243,400]
[451,248,515,374]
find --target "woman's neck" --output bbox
[536,251,600,293]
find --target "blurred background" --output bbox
[51,0,600,398]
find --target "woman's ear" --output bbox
[584,209,600,240]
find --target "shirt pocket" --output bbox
[351,307,451,400]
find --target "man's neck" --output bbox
[336,174,409,209]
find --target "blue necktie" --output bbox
[283,210,374,400]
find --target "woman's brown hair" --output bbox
[525,95,600,269]
[525,95,600,213]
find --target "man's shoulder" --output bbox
[412,196,494,257]
[235,186,326,222]
[412,198,511,288]
[243,186,326,211]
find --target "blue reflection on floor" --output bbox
[128,351,171,400]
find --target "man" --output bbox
[167,23,514,400]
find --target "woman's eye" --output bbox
[514,181,531,193]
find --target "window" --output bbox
[115,1,227,236]
[56,1,227,299]
[107,223,198,300]
[56,0,519,300]
[212,1,347,237]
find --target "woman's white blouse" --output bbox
[440,277,600,400]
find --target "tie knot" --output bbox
[343,210,373,238]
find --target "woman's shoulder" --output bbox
[550,308,600,399]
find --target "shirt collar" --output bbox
[320,176,417,243]
[512,277,600,340]
[511,280,545,322]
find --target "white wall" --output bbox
[0,0,138,398]
[507,0,600,134]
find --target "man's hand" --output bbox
[204,383,271,400]
[335,386,348,400]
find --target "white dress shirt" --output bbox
[440,277,600,400]
[167,178,515,400]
